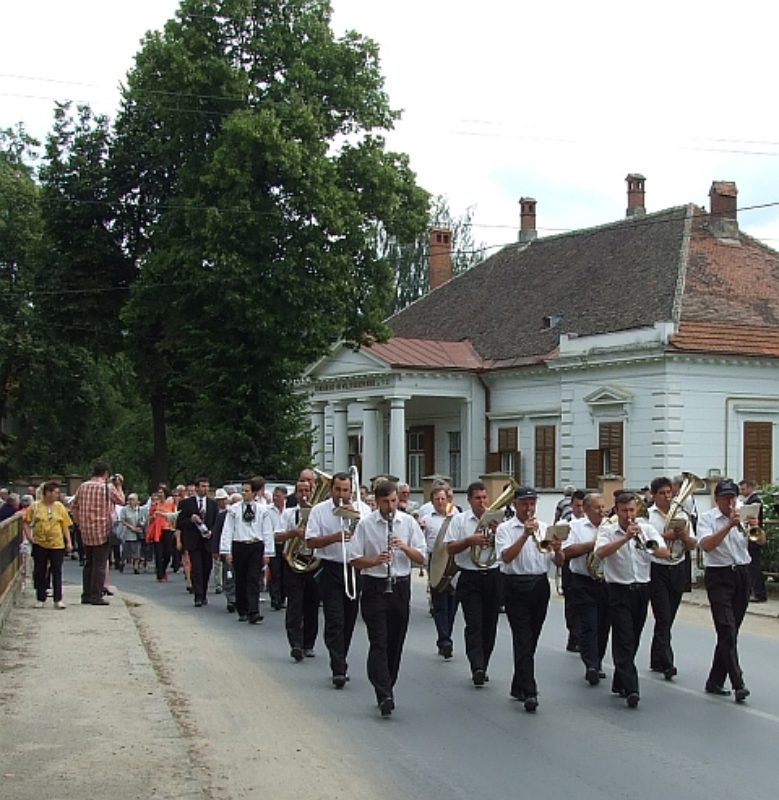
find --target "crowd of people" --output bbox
[0,467,770,718]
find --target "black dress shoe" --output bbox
[586,668,600,686]
[523,696,538,713]
[379,697,394,717]
[332,675,347,689]
[626,692,640,708]
[102,588,114,596]
[291,647,304,662]
[439,644,453,660]
[248,613,263,624]
[201,597,208,606]
[472,669,486,687]
[734,687,750,703]
[238,614,248,622]
[89,598,110,606]
[510,690,526,701]
[226,603,236,613]
[194,600,203,607]
[566,641,581,653]
[664,667,678,681]
[705,683,731,696]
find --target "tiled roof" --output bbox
[388,207,690,362]
[670,322,779,358]
[367,337,487,370]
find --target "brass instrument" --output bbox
[585,548,604,581]
[664,471,705,564]
[429,515,457,591]
[469,478,519,569]
[332,465,363,600]
[534,522,570,554]
[285,468,330,574]
[737,503,764,542]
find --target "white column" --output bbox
[388,397,408,483]
[460,398,472,487]
[361,400,381,483]
[331,401,349,473]
[310,401,326,469]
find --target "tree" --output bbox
[113,0,429,485]
[387,195,487,313]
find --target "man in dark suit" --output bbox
[176,477,219,607]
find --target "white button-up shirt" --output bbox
[419,510,454,553]
[305,499,371,564]
[697,507,751,568]
[220,501,275,555]
[595,521,663,584]
[495,517,554,575]
[443,508,501,571]
[563,516,600,576]
[349,509,426,578]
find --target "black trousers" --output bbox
[704,565,751,690]
[569,572,610,671]
[747,542,766,601]
[81,541,110,603]
[360,575,411,703]
[607,582,649,696]
[428,555,457,650]
[561,561,580,647]
[284,561,320,650]
[317,559,360,677]
[269,554,286,607]
[186,538,213,604]
[33,545,65,603]
[155,530,175,579]
[455,568,502,675]
[649,561,686,671]
[232,541,264,616]
[503,574,550,699]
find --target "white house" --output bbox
[301,176,779,498]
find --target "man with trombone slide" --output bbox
[305,470,369,688]
[698,478,764,702]
[646,475,698,681]
[444,480,511,688]
[495,486,565,713]
[349,479,426,717]
[595,493,669,708]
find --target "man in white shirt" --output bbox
[350,480,426,717]
[266,486,289,611]
[305,471,370,688]
[646,476,697,681]
[698,478,762,702]
[277,479,320,661]
[496,486,564,712]
[560,489,585,653]
[419,486,457,659]
[595,493,669,708]
[444,481,502,687]
[220,481,274,624]
[562,492,610,687]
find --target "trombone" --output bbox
[333,465,363,600]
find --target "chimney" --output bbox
[519,197,537,243]
[429,227,452,290]
[708,181,738,238]
[626,173,646,217]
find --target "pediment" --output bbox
[583,385,633,407]
[304,341,391,380]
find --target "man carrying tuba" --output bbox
[646,476,698,681]
[562,492,610,688]
[495,486,564,713]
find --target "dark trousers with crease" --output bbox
[561,561,580,647]
[504,574,550,699]
[704,565,750,690]
[455,568,502,675]
[318,559,360,677]
[82,541,110,603]
[360,575,411,703]
[284,561,320,650]
[747,541,766,601]
[186,538,213,603]
[232,540,264,616]
[607,582,649,696]
[649,561,686,671]
[569,572,610,672]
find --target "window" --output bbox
[585,421,624,488]
[348,435,362,475]
[743,421,772,485]
[534,425,555,488]
[497,426,520,481]
[407,426,434,489]
[448,431,461,488]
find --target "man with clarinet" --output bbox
[349,479,426,717]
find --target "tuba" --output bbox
[469,478,519,569]
[664,471,705,563]
[285,468,330,574]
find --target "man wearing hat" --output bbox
[210,489,231,600]
[496,486,564,712]
[697,478,763,702]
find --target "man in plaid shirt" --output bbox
[71,462,125,605]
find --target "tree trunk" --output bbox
[150,392,169,490]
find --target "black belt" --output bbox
[233,540,262,545]
[706,564,749,571]
[363,574,410,584]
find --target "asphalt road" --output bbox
[105,562,779,800]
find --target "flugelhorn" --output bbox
[469,478,519,569]
[664,471,705,563]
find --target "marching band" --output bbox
[219,469,765,718]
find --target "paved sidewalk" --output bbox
[683,584,779,618]
[0,580,204,800]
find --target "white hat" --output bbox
[215,488,229,500]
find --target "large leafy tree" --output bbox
[113,0,429,485]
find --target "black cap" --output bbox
[514,485,538,500]
[715,478,739,497]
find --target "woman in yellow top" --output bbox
[22,480,73,609]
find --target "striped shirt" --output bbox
[70,477,125,546]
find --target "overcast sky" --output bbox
[3,0,779,251]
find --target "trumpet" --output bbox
[736,504,764,542]
[469,479,519,569]
[533,522,570,554]
[632,520,660,553]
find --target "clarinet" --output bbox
[384,512,395,594]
